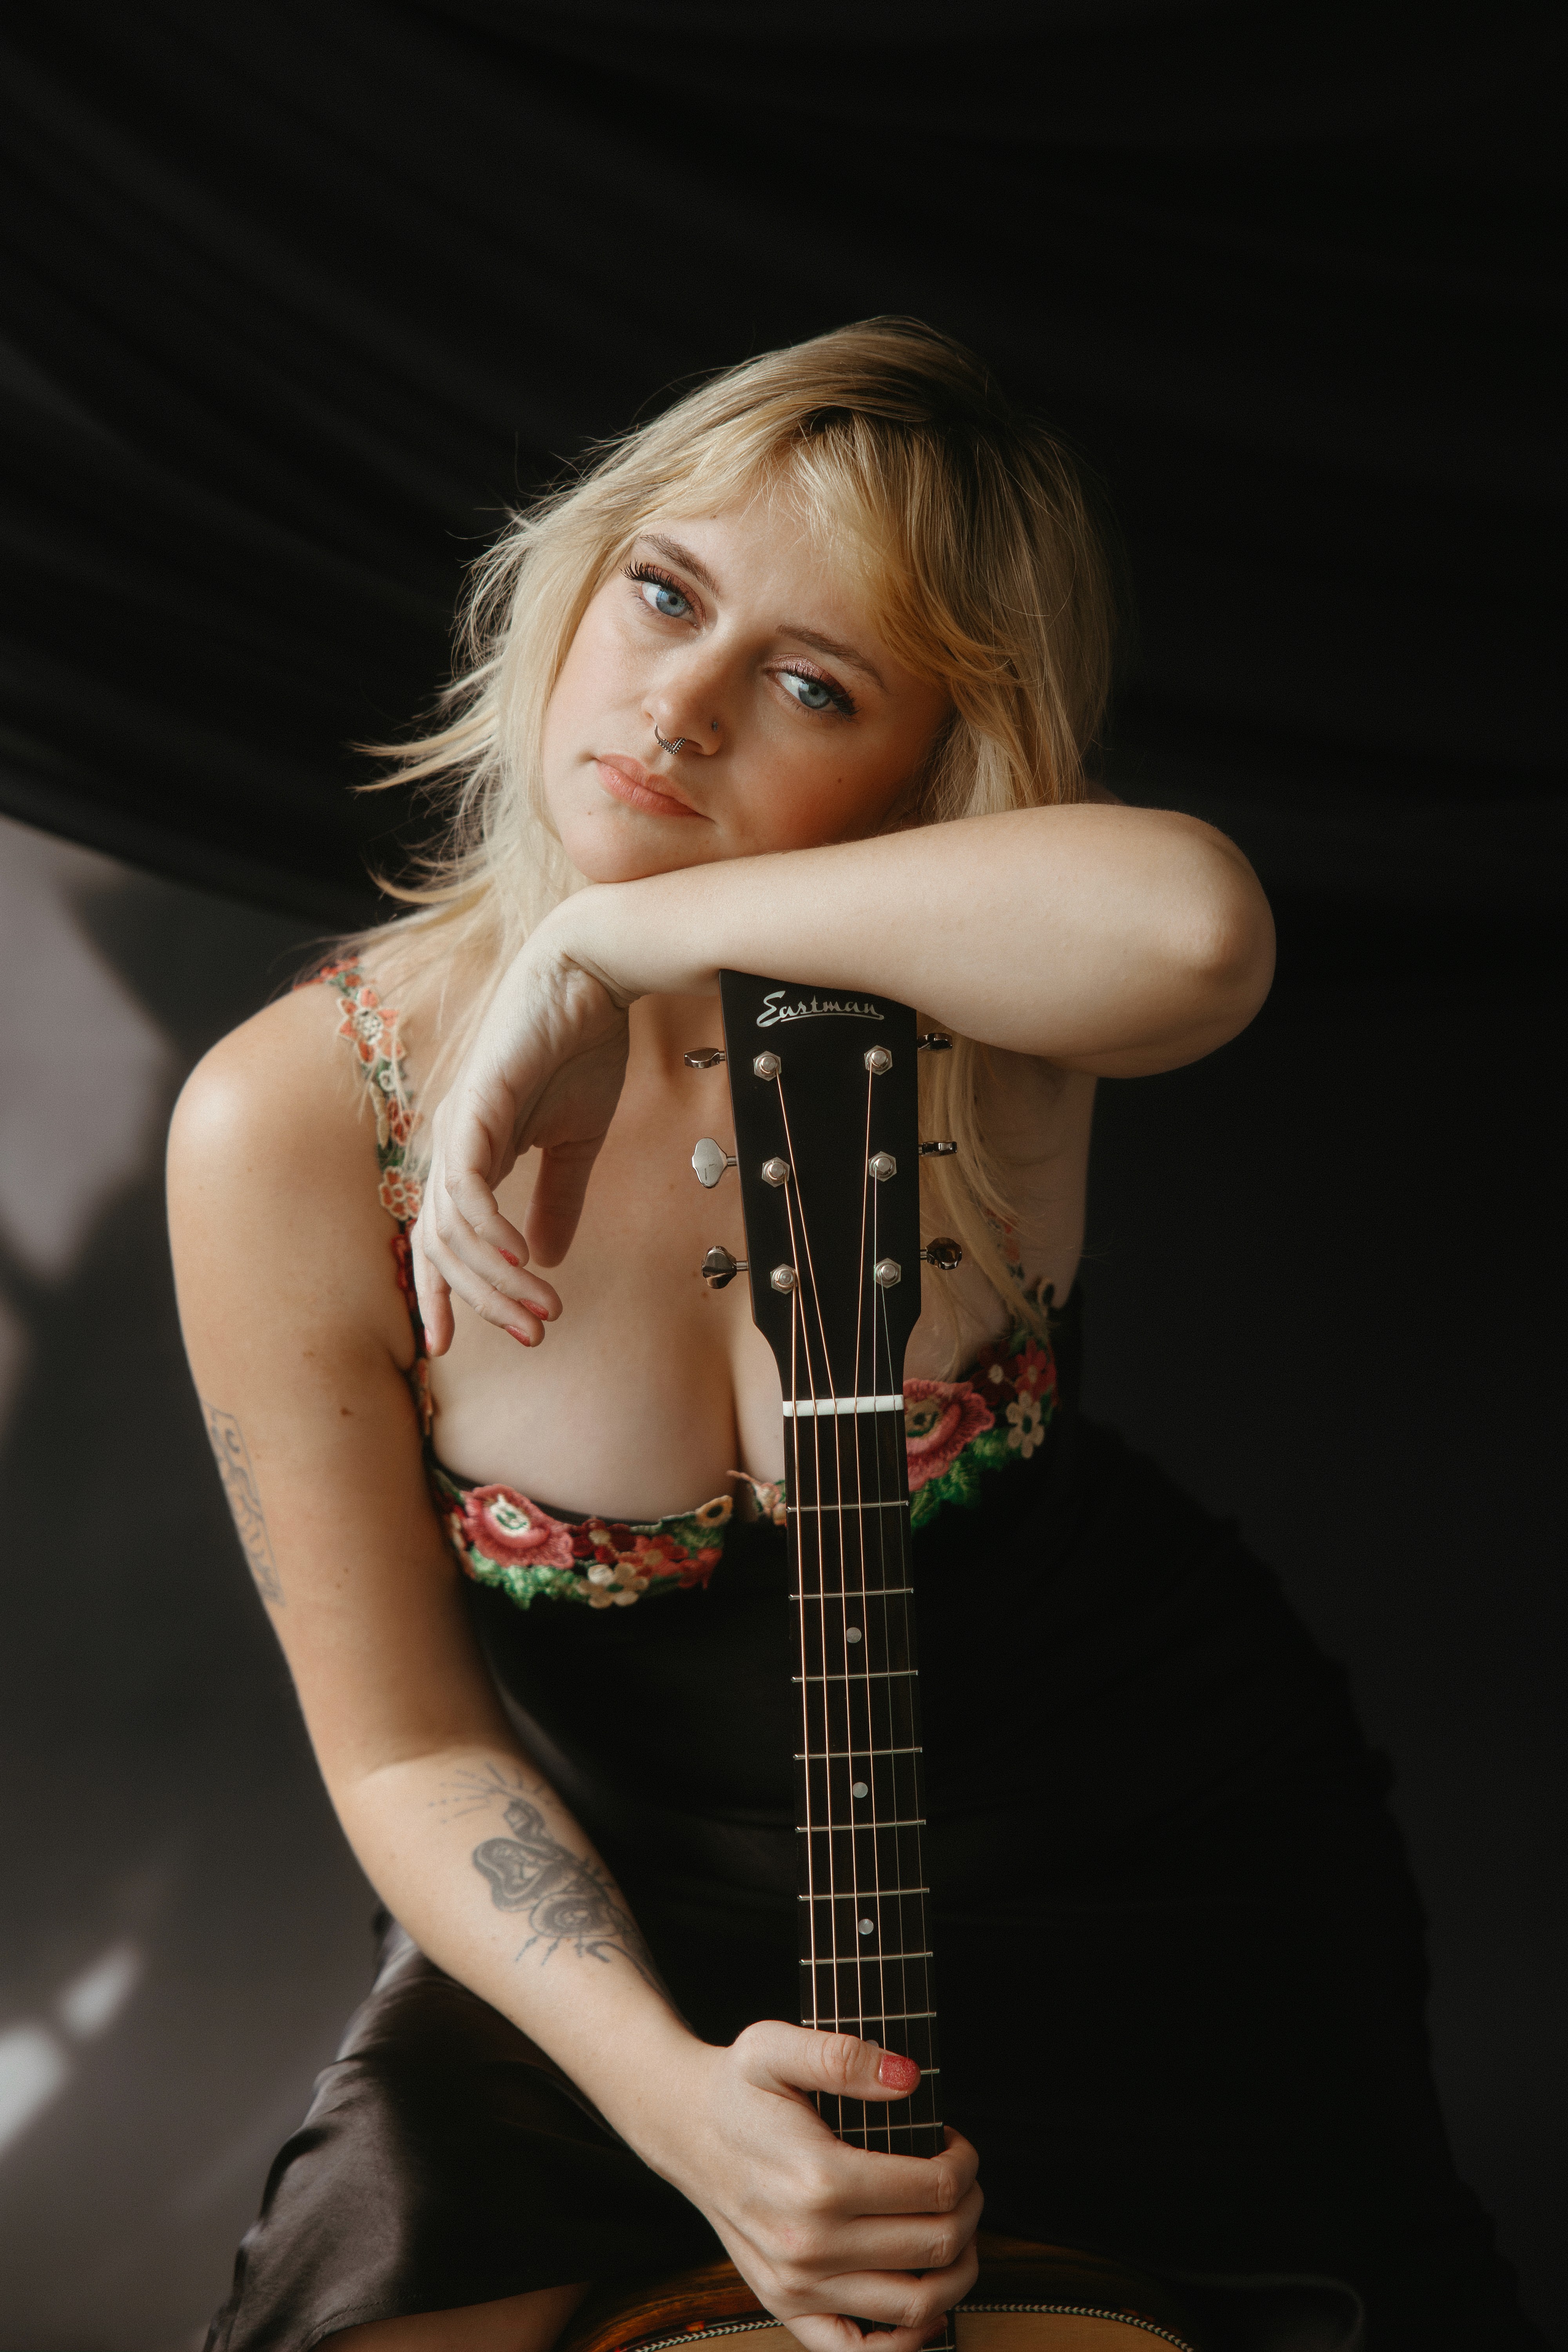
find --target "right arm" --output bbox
[167,987,979,2352]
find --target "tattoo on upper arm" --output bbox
[438,1764,661,1988]
[202,1403,283,1606]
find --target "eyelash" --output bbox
[622,561,858,719]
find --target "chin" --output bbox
[563,831,713,887]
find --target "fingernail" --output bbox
[877,2051,920,2093]
[498,1249,521,1267]
[504,1325,535,1347]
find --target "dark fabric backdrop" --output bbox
[2,0,1563,956]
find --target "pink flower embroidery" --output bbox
[902,1379,995,1491]
[379,1166,423,1224]
[457,1487,576,1572]
[336,982,403,1067]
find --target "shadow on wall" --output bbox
[0,814,376,2352]
[0,811,1561,2348]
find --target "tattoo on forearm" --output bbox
[202,1403,282,1605]
[439,1764,660,1987]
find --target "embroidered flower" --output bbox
[336,982,403,1068]
[379,1166,423,1224]
[456,1486,576,1573]
[731,1472,788,1526]
[692,1494,733,1531]
[1005,1392,1048,1458]
[902,1379,995,1491]
[1012,1338,1056,1405]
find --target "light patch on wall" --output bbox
[56,1940,143,2040]
[0,2025,70,2158]
[0,1938,146,2162]
[0,815,170,1279]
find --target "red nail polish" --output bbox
[505,1325,534,1347]
[877,2051,920,2093]
[498,1249,520,1267]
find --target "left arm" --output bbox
[569,800,1272,1078]
[410,802,1272,1346]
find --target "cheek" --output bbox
[758,751,908,850]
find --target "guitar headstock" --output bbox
[686,972,958,1408]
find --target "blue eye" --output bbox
[630,566,692,620]
[780,670,849,715]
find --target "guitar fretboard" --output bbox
[788,1397,942,2158]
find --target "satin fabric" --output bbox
[206,1363,1543,2350]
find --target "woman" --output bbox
[170,322,1535,2352]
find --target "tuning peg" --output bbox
[919,1139,958,1157]
[684,1047,726,1069]
[916,1033,952,1053]
[691,1137,738,1188]
[921,1237,964,1271]
[701,1245,747,1289]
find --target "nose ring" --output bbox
[653,726,686,755]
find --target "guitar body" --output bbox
[611,977,1212,2352]
[560,2240,1208,2352]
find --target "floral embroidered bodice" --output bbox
[318,961,1060,1612]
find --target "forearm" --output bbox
[334,1740,698,2159]
[557,801,1274,1075]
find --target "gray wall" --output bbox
[0,812,1560,2348]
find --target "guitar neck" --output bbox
[789,1400,944,2159]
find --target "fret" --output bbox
[793,1668,917,1683]
[797,1817,926,1830]
[794,1744,922,1759]
[789,1505,902,1524]
[801,1949,933,1964]
[798,1887,930,1901]
[791,1585,913,1597]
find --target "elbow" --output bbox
[1173,864,1276,1042]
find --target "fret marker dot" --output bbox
[858,1919,875,1936]
[852,1781,868,1799]
[846,1627,862,1644]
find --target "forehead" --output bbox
[635,493,884,630]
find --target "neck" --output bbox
[790,1402,943,2157]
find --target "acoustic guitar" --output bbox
[559,972,1209,2352]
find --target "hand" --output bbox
[635,2023,982,2352]
[410,930,635,1355]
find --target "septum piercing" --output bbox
[653,725,686,754]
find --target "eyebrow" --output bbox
[641,534,887,693]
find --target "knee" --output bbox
[328,2281,589,2352]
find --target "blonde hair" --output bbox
[350,319,1113,1355]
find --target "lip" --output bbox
[594,755,705,820]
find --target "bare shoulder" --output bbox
[169,980,410,1360]
[172,979,363,1176]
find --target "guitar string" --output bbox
[877,1216,938,2158]
[860,1064,892,2153]
[775,1071,867,2122]
[777,1122,844,2113]
[784,1208,820,2068]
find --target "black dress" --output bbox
[204,1298,1543,2352]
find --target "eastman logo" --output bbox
[756,989,884,1028]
